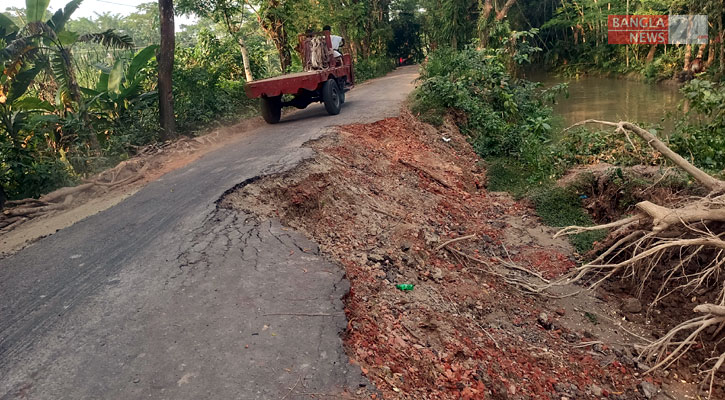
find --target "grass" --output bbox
[487,157,607,254]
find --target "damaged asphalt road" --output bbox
[0,66,418,399]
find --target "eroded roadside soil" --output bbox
[221,110,697,399]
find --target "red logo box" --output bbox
[608,15,668,44]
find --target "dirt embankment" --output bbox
[222,110,697,399]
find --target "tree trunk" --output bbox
[238,37,254,81]
[720,12,724,75]
[646,44,657,63]
[495,0,517,21]
[477,0,493,47]
[158,0,176,140]
[481,0,492,20]
[275,39,292,72]
[683,43,692,71]
[706,39,716,68]
[696,43,706,59]
[221,10,254,82]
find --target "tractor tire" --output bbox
[322,79,342,115]
[261,95,282,124]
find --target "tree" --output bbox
[245,0,295,72]
[158,0,176,139]
[478,0,517,47]
[176,0,254,81]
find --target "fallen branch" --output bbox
[554,216,641,238]
[565,120,725,192]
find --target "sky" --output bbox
[4,0,197,27]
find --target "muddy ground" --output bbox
[221,110,715,399]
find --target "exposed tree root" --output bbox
[1,154,151,233]
[556,120,725,398]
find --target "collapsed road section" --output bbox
[221,111,663,399]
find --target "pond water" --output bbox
[526,73,684,131]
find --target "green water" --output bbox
[528,73,684,131]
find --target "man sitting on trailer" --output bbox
[323,25,344,65]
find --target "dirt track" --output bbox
[0,67,417,399]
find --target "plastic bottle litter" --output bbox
[396,284,414,291]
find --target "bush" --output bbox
[0,136,77,200]
[411,47,564,182]
[174,40,259,133]
[668,79,725,175]
[643,51,680,83]
[354,56,397,82]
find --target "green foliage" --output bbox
[412,46,560,181]
[669,79,725,173]
[642,51,681,83]
[354,56,396,82]
[173,34,258,132]
[26,0,51,22]
[66,4,160,47]
[536,0,724,80]
[389,0,423,62]
[0,0,260,199]
[556,126,664,168]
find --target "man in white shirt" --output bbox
[323,25,344,59]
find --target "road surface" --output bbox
[0,66,418,399]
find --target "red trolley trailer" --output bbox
[244,31,355,124]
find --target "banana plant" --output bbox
[1,0,134,110]
[83,44,159,119]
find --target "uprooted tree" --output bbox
[555,119,725,398]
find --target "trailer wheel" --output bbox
[261,95,282,124]
[322,79,342,115]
